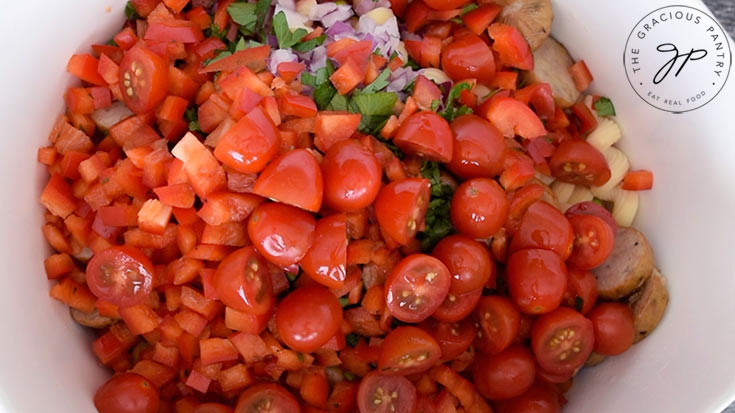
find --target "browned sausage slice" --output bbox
[521,37,581,108]
[593,227,655,299]
[70,307,116,329]
[585,352,606,367]
[629,268,669,343]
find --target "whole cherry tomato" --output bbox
[94,373,159,413]
[588,302,635,356]
[474,345,536,400]
[276,285,343,352]
[432,234,494,294]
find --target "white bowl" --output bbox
[0,0,733,412]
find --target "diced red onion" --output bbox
[353,0,391,15]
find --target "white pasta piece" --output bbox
[612,188,639,227]
[551,181,575,204]
[567,185,594,204]
[591,146,629,201]
[534,171,555,186]
[586,118,622,153]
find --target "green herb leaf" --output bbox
[343,371,356,381]
[185,109,201,132]
[439,82,474,122]
[339,296,349,308]
[430,99,441,112]
[254,0,272,40]
[594,97,616,117]
[345,333,361,347]
[301,72,317,87]
[357,68,392,95]
[292,34,327,52]
[416,161,455,251]
[351,92,398,134]
[124,1,139,20]
[297,352,305,362]
[209,23,228,39]
[105,38,118,47]
[459,3,479,16]
[314,82,338,110]
[228,2,257,34]
[326,94,351,111]
[273,11,308,49]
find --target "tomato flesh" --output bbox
[447,114,506,179]
[119,47,168,114]
[507,249,568,315]
[432,288,482,323]
[86,246,154,308]
[565,201,616,235]
[588,302,634,356]
[322,139,382,212]
[474,345,536,400]
[510,201,574,260]
[94,373,159,413]
[276,285,343,352]
[247,202,316,270]
[531,307,594,375]
[420,318,476,362]
[214,247,273,315]
[550,139,611,186]
[473,296,521,355]
[252,149,324,213]
[300,213,348,289]
[374,178,432,246]
[431,234,494,294]
[393,111,454,163]
[441,34,496,83]
[357,372,417,413]
[384,254,451,323]
[235,383,300,413]
[378,326,441,376]
[567,214,615,270]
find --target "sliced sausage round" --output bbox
[593,227,654,299]
[629,268,669,343]
[70,308,116,329]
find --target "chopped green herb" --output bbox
[594,97,616,117]
[254,0,273,40]
[343,371,356,381]
[592,197,604,206]
[402,79,416,94]
[228,2,257,34]
[185,108,201,132]
[345,333,360,347]
[357,68,391,95]
[326,94,351,111]
[273,11,308,49]
[292,34,327,52]
[314,82,338,110]
[439,82,474,122]
[574,296,584,313]
[124,1,139,20]
[105,38,118,47]
[460,3,479,16]
[351,92,398,134]
[301,72,317,87]
[339,296,349,307]
[430,99,441,112]
[209,23,228,39]
[405,57,421,70]
[297,352,305,362]
[286,272,298,282]
[417,161,455,251]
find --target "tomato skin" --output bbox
[384,254,451,323]
[588,303,635,356]
[483,96,547,140]
[447,114,506,179]
[119,47,168,114]
[235,383,301,413]
[213,109,280,174]
[509,201,574,260]
[94,373,159,413]
[252,149,324,213]
[441,34,496,83]
[300,214,347,289]
[420,318,476,361]
[432,288,482,322]
[473,345,536,400]
[531,307,594,375]
[214,247,273,315]
[549,140,611,187]
[357,372,417,413]
[507,249,568,315]
[86,246,155,308]
[393,112,454,163]
[276,285,343,353]
[374,178,432,246]
[564,201,616,235]
[451,178,509,239]
[379,326,442,376]
[487,23,534,70]
[494,382,561,413]
[563,269,597,315]
[322,139,382,212]
[423,0,471,10]
[247,202,316,270]
[431,234,494,294]
[473,296,521,355]
[566,214,615,270]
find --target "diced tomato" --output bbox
[119,303,160,335]
[199,338,239,366]
[313,112,361,152]
[67,54,107,86]
[224,306,270,334]
[571,101,598,134]
[93,328,137,365]
[330,58,365,96]
[278,61,306,83]
[65,88,95,115]
[218,66,272,100]
[278,94,318,118]
[186,6,212,30]
[420,36,442,68]
[197,191,262,226]
[488,23,534,70]
[569,60,594,91]
[463,4,502,35]
[500,149,535,191]
[171,133,227,197]
[200,45,270,74]
[405,0,432,32]
[41,174,77,218]
[97,54,120,85]
[413,74,442,111]
[219,363,253,392]
[185,370,212,393]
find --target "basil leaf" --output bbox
[594,97,616,117]
[292,34,327,52]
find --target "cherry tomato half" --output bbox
[588,303,635,356]
[473,345,536,400]
[563,269,598,315]
[441,34,496,83]
[357,372,417,413]
[214,246,273,315]
[566,214,615,270]
[378,326,442,376]
[252,149,324,213]
[384,254,451,323]
[213,109,280,174]
[432,234,494,294]
[393,112,454,163]
[564,201,616,235]
[473,295,521,355]
[276,285,343,352]
[235,383,300,413]
[86,246,154,308]
[300,213,347,289]
[248,202,316,270]
[374,178,431,246]
[94,373,159,413]
[507,249,568,315]
[447,114,506,179]
[322,139,382,212]
[432,288,482,323]
[423,0,471,10]
[509,201,574,260]
[549,139,611,187]
[531,307,594,375]
[195,403,233,413]
[494,382,561,413]
[451,178,509,239]
[420,318,476,361]
[119,47,168,114]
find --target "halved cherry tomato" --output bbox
[441,34,496,83]
[384,254,451,323]
[588,303,634,356]
[195,403,233,413]
[473,296,521,355]
[549,139,611,186]
[213,109,280,174]
[505,183,545,235]
[420,318,476,361]
[531,307,594,374]
[567,214,615,270]
[507,249,567,315]
[494,382,561,413]
[393,112,453,163]
[374,178,431,246]
[473,345,535,400]
[510,201,574,260]
[276,285,343,352]
[450,178,508,239]
[515,83,555,120]
[300,214,348,289]
[119,47,168,114]
[247,202,316,270]
[322,139,382,212]
[432,288,482,323]
[94,373,159,413]
[563,269,598,315]
[357,372,417,413]
[423,0,470,10]
[431,234,494,294]
[235,383,300,413]
[213,246,273,315]
[484,96,547,140]
[447,114,506,179]
[378,326,441,375]
[252,149,324,213]
[86,246,154,308]
[565,201,616,235]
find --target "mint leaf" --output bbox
[273,11,308,49]
[292,34,327,52]
[351,92,398,134]
[358,68,392,95]
[125,1,139,20]
[594,97,616,117]
[228,2,257,34]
